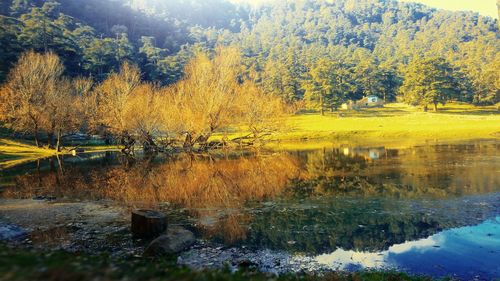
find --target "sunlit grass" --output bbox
[0,139,58,169]
[213,103,499,149]
[0,138,120,169]
[275,103,500,145]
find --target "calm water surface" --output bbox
[1,140,499,279]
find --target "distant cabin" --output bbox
[342,95,384,110]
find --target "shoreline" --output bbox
[2,103,499,168]
[0,199,442,281]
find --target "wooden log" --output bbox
[131,210,167,239]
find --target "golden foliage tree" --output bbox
[165,47,242,148]
[0,51,64,146]
[93,62,141,149]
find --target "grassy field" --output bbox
[269,103,500,149]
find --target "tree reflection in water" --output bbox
[1,140,499,254]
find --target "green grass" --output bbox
[268,103,500,149]
[0,244,434,281]
[0,138,119,169]
[0,139,59,169]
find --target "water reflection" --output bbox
[293,141,500,198]
[1,140,499,262]
[315,217,500,280]
[228,194,500,253]
[1,153,301,212]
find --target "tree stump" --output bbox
[131,210,167,239]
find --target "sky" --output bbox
[231,0,498,19]
[398,0,498,18]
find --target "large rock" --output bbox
[144,226,195,256]
[131,209,167,239]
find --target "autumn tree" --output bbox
[94,62,141,151]
[0,51,64,146]
[165,47,242,149]
[238,82,286,144]
[124,83,167,151]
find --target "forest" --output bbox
[0,0,499,149]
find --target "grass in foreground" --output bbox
[0,245,433,281]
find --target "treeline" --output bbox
[234,0,499,107]
[0,0,250,83]
[0,50,284,152]
[0,0,498,112]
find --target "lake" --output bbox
[0,139,499,280]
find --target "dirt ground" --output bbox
[0,199,144,256]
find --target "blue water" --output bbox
[312,217,500,280]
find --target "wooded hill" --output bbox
[0,0,498,105]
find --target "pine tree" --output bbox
[401,58,459,111]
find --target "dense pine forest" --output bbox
[1,0,498,105]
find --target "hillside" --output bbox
[0,0,498,106]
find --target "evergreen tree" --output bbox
[401,58,460,111]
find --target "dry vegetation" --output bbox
[0,48,286,154]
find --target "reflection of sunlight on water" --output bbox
[313,217,499,277]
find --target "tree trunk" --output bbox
[183,133,194,151]
[433,103,438,112]
[56,129,62,152]
[423,105,428,112]
[131,210,167,239]
[34,126,40,147]
[320,95,325,116]
[121,132,136,155]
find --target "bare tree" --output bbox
[165,47,243,149]
[0,51,64,146]
[124,83,166,151]
[237,81,286,145]
[95,62,141,152]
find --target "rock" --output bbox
[144,226,195,256]
[131,209,167,239]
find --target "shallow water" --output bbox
[1,139,499,279]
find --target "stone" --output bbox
[131,209,167,239]
[144,226,195,256]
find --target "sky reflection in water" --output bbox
[315,217,500,279]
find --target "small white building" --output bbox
[342,95,384,110]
